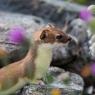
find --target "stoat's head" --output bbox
[31,24,72,51]
[40,24,71,44]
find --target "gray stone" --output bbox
[67,19,89,44]
[17,67,84,95]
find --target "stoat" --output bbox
[0,25,71,95]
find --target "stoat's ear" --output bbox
[40,24,54,40]
[40,30,48,40]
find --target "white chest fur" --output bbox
[34,44,52,80]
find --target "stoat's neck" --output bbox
[23,40,39,62]
[22,41,39,79]
[23,48,33,61]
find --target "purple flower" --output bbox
[79,8,92,22]
[8,26,26,44]
[90,63,95,76]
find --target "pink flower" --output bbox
[8,26,26,44]
[79,8,92,22]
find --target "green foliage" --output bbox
[73,0,87,4]
[43,73,54,84]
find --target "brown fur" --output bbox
[0,48,35,90]
[33,24,71,44]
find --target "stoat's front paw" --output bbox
[31,79,45,86]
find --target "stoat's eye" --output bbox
[56,34,63,40]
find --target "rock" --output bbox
[51,43,73,65]
[17,67,84,95]
[90,43,95,61]
[89,34,95,61]
[67,18,89,44]
[89,34,95,45]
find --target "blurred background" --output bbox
[0,0,94,26]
